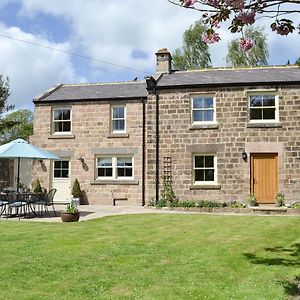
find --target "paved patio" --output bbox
[1,203,299,222]
[0,204,175,222]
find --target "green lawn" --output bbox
[0,214,299,300]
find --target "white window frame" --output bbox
[96,156,134,180]
[193,154,217,185]
[111,105,126,133]
[53,160,70,179]
[191,94,216,125]
[248,92,279,123]
[52,107,72,134]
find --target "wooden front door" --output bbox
[250,153,278,204]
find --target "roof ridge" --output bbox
[62,80,145,87]
[173,65,299,74]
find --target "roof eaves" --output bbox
[157,80,300,90]
[33,95,147,104]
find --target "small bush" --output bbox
[291,202,300,209]
[228,201,246,208]
[196,200,223,208]
[247,194,257,206]
[32,178,42,193]
[275,192,285,207]
[156,199,167,208]
[72,179,82,198]
[178,201,196,208]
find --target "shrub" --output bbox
[247,194,257,206]
[72,179,82,198]
[228,201,246,208]
[178,201,196,208]
[32,178,42,193]
[196,200,223,208]
[291,202,300,209]
[156,199,167,208]
[275,192,285,207]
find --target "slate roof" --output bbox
[35,81,147,102]
[157,66,300,88]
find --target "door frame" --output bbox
[51,158,71,203]
[250,153,278,204]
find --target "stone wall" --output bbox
[31,99,144,205]
[146,85,300,204]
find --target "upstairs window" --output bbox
[111,106,126,133]
[53,108,71,133]
[191,95,216,124]
[249,94,278,122]
[193,154,217,184]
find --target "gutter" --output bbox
[156,81,300,91]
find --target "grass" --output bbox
[0,214,299,299]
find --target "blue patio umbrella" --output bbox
[0,138,59,191]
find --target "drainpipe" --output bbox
[155,91,159,204]
[145,76,159,204]
[141,98,146,206]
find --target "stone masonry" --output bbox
[31,99,143,205]
[146,85,300,204]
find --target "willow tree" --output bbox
[172,20,211,70]
[227,27,269,66]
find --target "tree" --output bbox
[0,109,33,144]
[0,75,15,134]
[168,1,300,50]
[227,26,269,66]
[172,20,211,70]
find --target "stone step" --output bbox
[252,205,287,213]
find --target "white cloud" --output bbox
[0,23,85,109]
[0,0,299,110]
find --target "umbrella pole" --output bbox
[17,157,20,192]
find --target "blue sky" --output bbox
[0,0,299,110]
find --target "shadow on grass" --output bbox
[276,276,300,297]
[244,243,300,297]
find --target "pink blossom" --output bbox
[205,0,221,7]
[239,38,254,51]
[224,0,244,10]
[182,0,197,7]
[236,10,256,25]
[201,31,221,44]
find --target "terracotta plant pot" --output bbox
[60,211,80,222]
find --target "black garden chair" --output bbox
[35,188,57,217]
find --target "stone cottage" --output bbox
[31,49,300,205]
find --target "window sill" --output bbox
[48,134,75,139]
[189,123,219,130]
[190,184,221,190]
[90,180,139,185]
[107,133,129,138]
[247,122,282,128]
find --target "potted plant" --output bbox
[71,179,82,206]
[32,178,42,193]
[275,192,285,207]
[247,193,257,207]
[60,200,80,222]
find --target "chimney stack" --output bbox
[155,48,172,74]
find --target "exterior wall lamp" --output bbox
[242,149,248,162]
[78,156,85,164]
